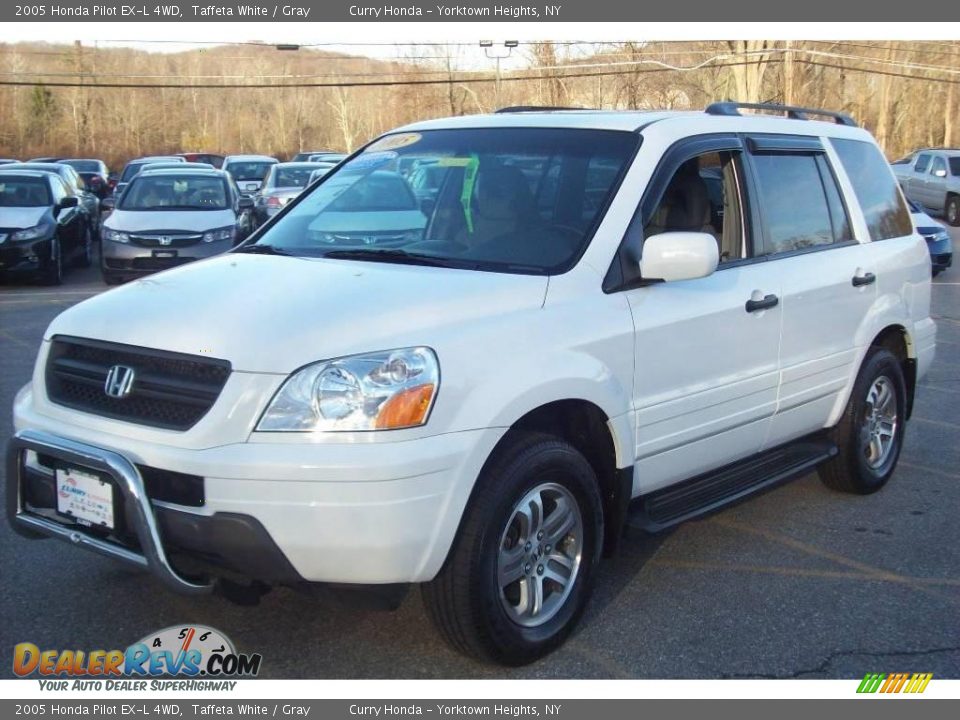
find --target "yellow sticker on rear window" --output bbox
[366,133,422,152]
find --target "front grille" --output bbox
[45,336,231,431]
[129,232,203,248]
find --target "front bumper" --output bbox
[10,387,504,591]
[0,236,54,276]
[101,238,232,277]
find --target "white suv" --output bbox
[8,103,936,665]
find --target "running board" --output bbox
[626,439,838,533]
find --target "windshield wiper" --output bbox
[322,248,470,268]
[233,244,294,256]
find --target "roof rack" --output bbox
[705,101,857,127]
[494,106,591,114]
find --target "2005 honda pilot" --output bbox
[8,103,936,665]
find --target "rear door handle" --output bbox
[852,272,876,287]
[745,293,779,313]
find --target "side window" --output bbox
[914,154,931,173]
[831,138,913,241]
[49,177,67,204]
[750,153,851,255]
[645,151,746,263]
[931,156,947,177]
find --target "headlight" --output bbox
[257,347,439,432]
[11,224,52,241]
[932,230,951,243]
[202,226,235,243]
[103,228,130,244]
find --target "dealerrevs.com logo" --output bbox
[14,625,262,690]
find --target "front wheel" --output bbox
[819,347,907,494]
[422,432,603,665]
[42,237,63,286]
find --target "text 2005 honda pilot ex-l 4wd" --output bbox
[8,103,937,665]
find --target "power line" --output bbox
[0,59,770,90]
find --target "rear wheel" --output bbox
[819,348,906,494]
[946,195,960,226]
[422,432,603,665]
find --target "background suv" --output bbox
[892,148,960,224]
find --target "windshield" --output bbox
[0,176,51,207]
[120,175,229,211]
[251,128,638,274]
[225,161,274,181]
[269,166,320,189]
[64,160,99,173]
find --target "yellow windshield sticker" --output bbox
[366,133,422,152]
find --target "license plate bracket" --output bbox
[152,249,178,259]
[55,465,116,530]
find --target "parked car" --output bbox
[26,156,64,163]
[113,156,186,199]
[178,152,225,169]
[7,103,936,666]
[14,162,101,234]
[307,152,347,164]
[292,149,344,162]
[0,169,91,284]
[891,147,960,225]
[223,155,279,195]
[0,159,19,165]
[99,167,254,284]
[61,159,111,199]
[253,162,331,227]
[908,198,953,276]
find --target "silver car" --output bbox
[892,148,960,225]
[100,168,253,284]
[253,162,333,227]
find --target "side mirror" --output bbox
[640,232,719,282]
[58,196,80,209]
[238,196,255,210]
[934,168,947,178]
[101,196,116,212]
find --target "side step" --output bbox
[626,439,838,533]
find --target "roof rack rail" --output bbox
[494,106,591,113]
[705,101,857,127]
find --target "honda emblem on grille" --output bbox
[159,236,172,246]
[104,365,136,399]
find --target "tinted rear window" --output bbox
[831,138,912,241]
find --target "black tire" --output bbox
[74,225,93,268]
[422,432,604,665]
[946,195,960,226]
[819,347,907,494]
[42,238,63,286]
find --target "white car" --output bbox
[222,154,279,196]
[8,103,936,666]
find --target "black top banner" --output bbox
[2,0,952,22]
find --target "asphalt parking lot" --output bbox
[1,241,959,681]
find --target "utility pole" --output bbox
[783,40,795,106]
[480,40,518,110]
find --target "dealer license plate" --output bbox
[56,466,115,529]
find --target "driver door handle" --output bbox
[745,293,779,313]
[852,272,876,287]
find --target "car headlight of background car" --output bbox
[11,223,53,241]
[257,347,439,432]
[928,229,951,244]
[202,226,235,243]
[103,228,130,244]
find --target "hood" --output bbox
[105,209,236,233]
[0,206,48,230]
[45,253,549,373]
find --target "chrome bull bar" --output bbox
[6,429,213,595]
